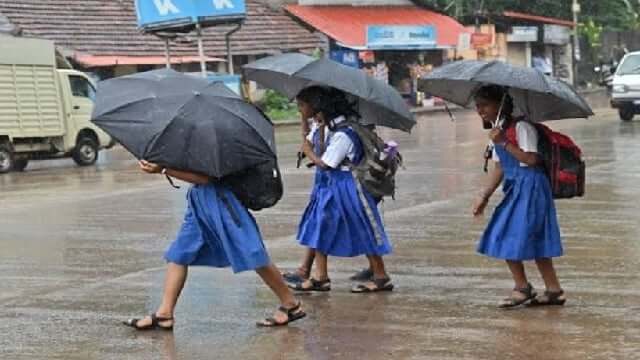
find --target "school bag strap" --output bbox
[336,124,383,246]
[334,126,365,166]
[351,171,384,246]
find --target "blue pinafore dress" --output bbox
[164,183,271,273]
[477,138,563,261]
[297,127,392,257]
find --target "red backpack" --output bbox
[506,121,585,199]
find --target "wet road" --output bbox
[1,107,639,359]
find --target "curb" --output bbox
[578,87,607,95]
[274,120,301,127]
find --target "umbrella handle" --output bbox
[483,144,493,173]
[491,92,508,129]
[296,151,304,168]
[165,174,181,189]
[444,102,456,122]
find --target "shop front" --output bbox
[541,24,574,83]
[285,5,467,105]
[501,12,575,83]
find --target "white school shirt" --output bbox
[492,121,538,167]
[320,116,358,170]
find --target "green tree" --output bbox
[579,19,603,64]
[410,0,639,31]
[580,0,640,31]
[579,19,603,49]
[410,0,569,20]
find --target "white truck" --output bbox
[0,36,113,173]
[610,51,640,122]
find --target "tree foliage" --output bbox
[411,0,640,31]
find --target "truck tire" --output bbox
[0,144,14,174]
[72,137,99,166]
[12,158,28,172]
[619,107,634,122]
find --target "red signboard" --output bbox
[471,33,493,48]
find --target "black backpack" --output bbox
[222,157,283,211]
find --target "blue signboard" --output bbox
[207,74,242,95]
[135,0,246,32]
[366,25,437,49]
[330,49,360,68]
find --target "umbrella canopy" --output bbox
[419,60,593,121]
[91,68,276,178]
[243,53,416,132]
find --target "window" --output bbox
[69,75,96,101]
[617,54,640,76]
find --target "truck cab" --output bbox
[0,35,113,173]
[56,69,113,164]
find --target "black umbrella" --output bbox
[91,68,276,178]
[420,60,593,121]
[243,53,416,132]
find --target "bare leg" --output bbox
[296,249,316,278]
[130,262,187,327]
[353,256,392,291]
[368,255,388,280]
[498,260,535,306]
[256,263,304,325]
[506,260,529,289]
[293,252,331,291]
[535,258,562,292]
[256,263,298,307]
[313,252,329,281]
[531,258,566,305]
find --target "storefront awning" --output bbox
[285,5,467,50]
[73,55,226,68]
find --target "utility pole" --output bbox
[572,0,581,86]
[196,23,207,78]
[474,0,482,31]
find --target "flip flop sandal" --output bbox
[528,290,566,307]
[349,268,374,282]
[498,283,537,308]
[282,271,308,284]
[351,278,394,293]
[289,278,331,292]
[123,313,174,331]
[257,301,307,327]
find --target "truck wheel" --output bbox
[12,158,28,172]
[619,107,634,122]
[72,137,98,166]
[0,144,14,174]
